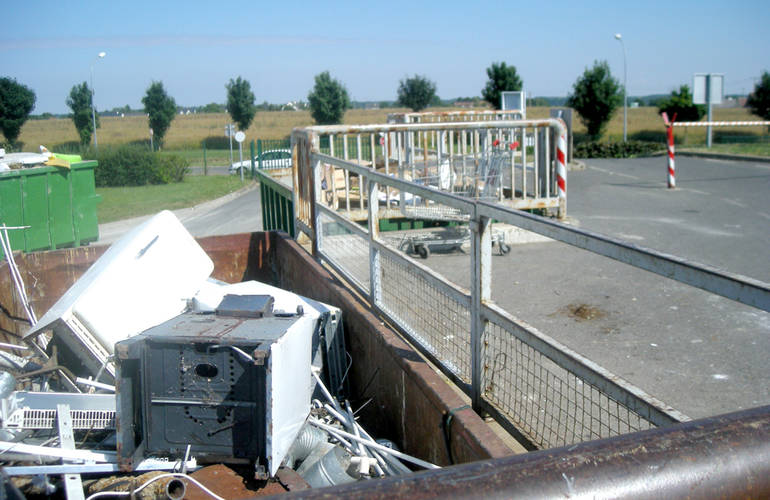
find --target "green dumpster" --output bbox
[0,161,101,258]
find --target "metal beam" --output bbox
[479,202,770,312]
[270,405,770,500]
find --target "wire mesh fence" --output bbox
[377,248,472,384]
[317,210,371,294]
[482,317,654,449]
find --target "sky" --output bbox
[3,0,769,114]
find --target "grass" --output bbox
[162,148,234,167]
[96,175,247,223]
[682,142,770,156]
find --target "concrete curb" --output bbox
[649,151,770,163]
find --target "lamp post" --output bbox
[614,34,627,143]
[90,51,106,148]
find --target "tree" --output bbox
[481,62,523,109]
[0,77,36,145]
[747,71,770,121]
[657,85,705,123]
[67,82,98,145]
[226,76,257,131]
[567,60,622,140]
[397,75,437,112]
[201,102,225,113]
[307,71,350,125]
[141,81,176,149]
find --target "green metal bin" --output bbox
[0,161,101,258]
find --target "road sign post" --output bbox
[235,131,246,182]
[226,124,235,168]
[693,74,724,148]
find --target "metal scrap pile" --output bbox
[0,211,435,499]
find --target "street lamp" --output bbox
[614,33,627,143]
[91,51,106,148]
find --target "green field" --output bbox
[97,175,247,223]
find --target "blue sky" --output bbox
[3,0,769,114]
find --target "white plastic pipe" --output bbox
[309,419,439,470]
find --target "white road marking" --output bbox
[721,198,748,208]
[587,165,640,180]
[676,187,712,195]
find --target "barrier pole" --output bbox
[661,112,676,189]
[556,125,567,217]
[667,124,675,189]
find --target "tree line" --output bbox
[2,67,770,149]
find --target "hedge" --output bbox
[573,140,663,159]
[93,146,189,187]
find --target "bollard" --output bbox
[556,127,567,218]
[661,112,677,189]
[667,125,675,189]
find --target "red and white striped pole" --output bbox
[662,112,677,189]
[556,123,567,218]
[666,124,675,189]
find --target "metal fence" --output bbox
[293,120,566,232]
[255,168,294,237]
[288,119,770,450]
[256,138,291,170]
[388,110,525,124]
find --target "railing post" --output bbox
[367,176,381,306]
[470,213,492,411]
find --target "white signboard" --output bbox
[234,131,245,143]
[693,73,724,105]
[501,91,526,115]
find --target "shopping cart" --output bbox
[394,140,516,258]
[397,226,511,259]
[399,139,516,221]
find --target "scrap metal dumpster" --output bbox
[0,161,100,258]
[0,231,511,470]
[1,232,769,498]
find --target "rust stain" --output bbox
[561,303,608,322]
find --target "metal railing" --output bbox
[255,168,294,237]
[289,119,770,450]
[256,138,291,170]
[292,120,566,234]
[388,110,525,124]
